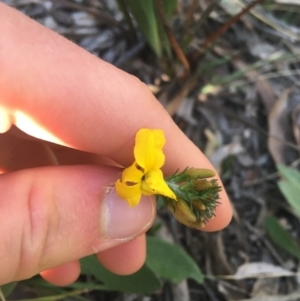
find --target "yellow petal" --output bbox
[134,129,165,173]
[152,129,166,169]
[142,169,177,200]
[115,180,142,207]
[121,162,144,183]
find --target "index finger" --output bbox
[0,3,232,230]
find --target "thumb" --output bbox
[0,166,155,284]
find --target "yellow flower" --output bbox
[115,129,177,207]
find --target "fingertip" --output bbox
[97,235,146,275]
[40,261,80,286]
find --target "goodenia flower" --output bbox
[115,129,177,207]
[115,128,222,229]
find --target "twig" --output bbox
[189,0,264,61]
[154,0,190,75]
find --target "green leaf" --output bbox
[155,0,177,58]
[125,0,177,58]
[277,165,300,188]
[158,0,178,58]
[1,282,17,297]
[127,0,162,57]
[81,255,161,294]
[146,236,204,283]
[265,215,300,260]
[277,165,300,216]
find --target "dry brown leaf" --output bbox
[252,278,280,297]
[267,87,294,165]
[222,262,294,280]
[237,292,300,301]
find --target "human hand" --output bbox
[0,3,232,286]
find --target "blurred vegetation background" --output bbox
[2,0,300,300]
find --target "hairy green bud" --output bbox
[160,168,221,228]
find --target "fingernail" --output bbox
[101,189,156,240]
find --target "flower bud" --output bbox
[167,198,205,229]
[194,179,213,191]
[192,200,206,211]
[184,168,216,179]
[164,168,221,229]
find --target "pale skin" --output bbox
[0,3,232,286]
